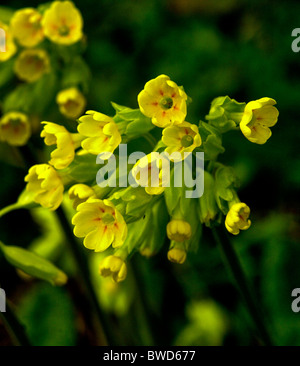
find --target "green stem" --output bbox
[55,206,115,346]
[212,226,273,346]
[0,301,31,346]
[130,257,156,346]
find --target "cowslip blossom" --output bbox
[167,247,187,264]
[56,88,86,119]
[78,111,121,157]
[166,219,192,242]
[10,8,44,48]
[68,184,96,210]
[240,98,279,144]
[41,122,83,169]
[225,202,251,235]
[72,198,127,252]
[42,1,83,45]
[162,121,202,161]
[14,48,50,83]
[99,255,127,283]
[131,153,170,195]
[0,22,17,62]
[0,112,31,146]
[138,74,187,128]
[24,164,64,211]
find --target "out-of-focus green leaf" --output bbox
[17,283,76,346]
[0,242,67,286]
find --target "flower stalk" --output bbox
[212,225,273,346]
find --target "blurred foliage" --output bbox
[0,0,300,346]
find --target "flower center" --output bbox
[58,25,70,36]
[159,97,173,110]
[181,134,194,148]
[102,213,115,225]
[9,118,22,127]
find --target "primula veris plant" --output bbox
[1,72,279,284]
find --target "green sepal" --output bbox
[205,96,246,133]
[61,153,99,185]
[197,170,220,227]
[111,102,154,139]
[198,121,225,161]
[109,186,153,223]
[214,164,240,215]
[60,56,91,94]
[3,72,58,116]
[138,197,169,256]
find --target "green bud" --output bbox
[205,96,246,133]
[197,171,220,227]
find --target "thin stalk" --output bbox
[0,301,31,346]
[212,225,273,346]
[130,257,156,346]
[55,206,115,346]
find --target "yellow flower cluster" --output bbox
[19,73,279,283]
[0,1,87,147]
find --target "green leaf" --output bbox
[0,242,67,286]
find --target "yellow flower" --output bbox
[24,164,64,211]
[68,184,96,210]
[78,111,121,157]
[99,255,127,283]
[166,219,192,242]
[10,8,44,48]
[162,121,202,161]
[0,112,31,146]
[72,198,127,252]
[42,1,83,45]
[14,48,50,83]
[138,74,187,128]
[131,153,170,195]
[56,87,86,119]
[240,98,279,144]
[41,122,83,169]
[167,247,187,264]
[225,202,251,235]
[0,22,17,62]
